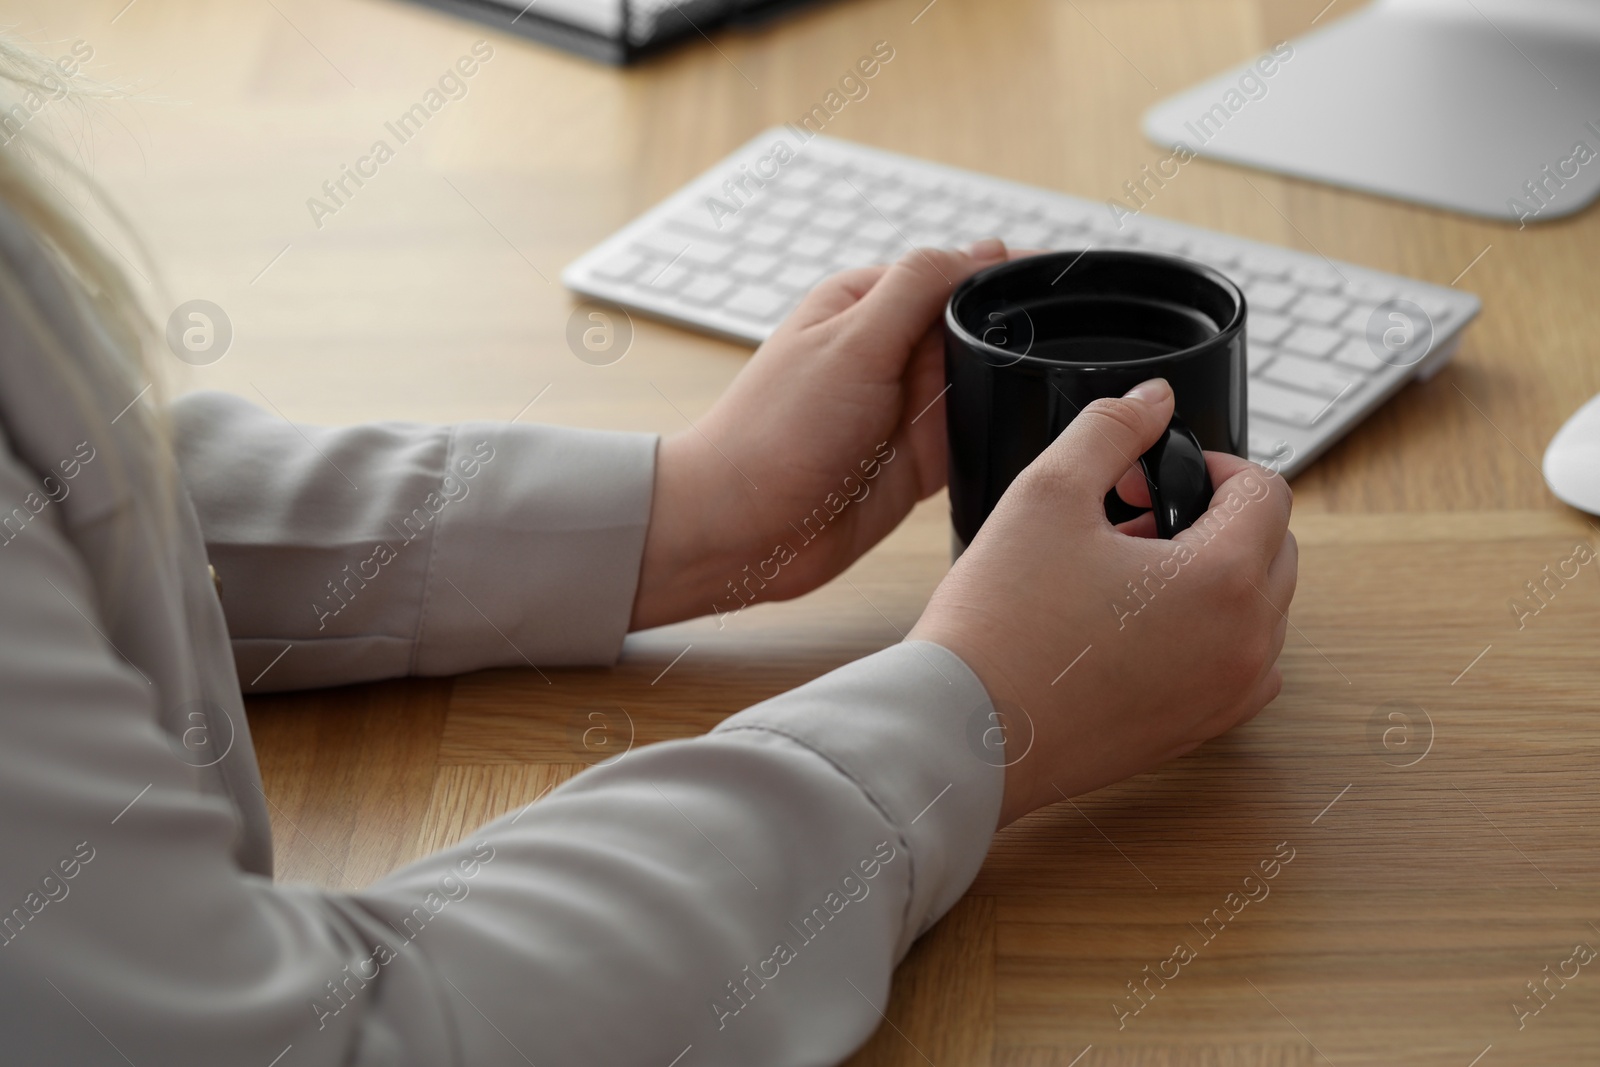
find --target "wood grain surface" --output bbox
[15,0,1600,1063]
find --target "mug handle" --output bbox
[1137,415,1213,539]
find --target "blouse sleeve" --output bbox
[0,418,1002,1065]
[170,391,658,692]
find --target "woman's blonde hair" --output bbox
[0,38,155,369]
[0,36,172,572]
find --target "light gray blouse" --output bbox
[0,196,1002,1066]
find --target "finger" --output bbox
[835,240,1009,356]
[1204,452,1294,511]
[901,326,952,499]
[1201,451,1257,487]
[1119,450,1286,514]
[1120,446,1272,514]
[1195,618,1287,742]
[1113,510,1158,538]
[1233,666,1284,727]
[1173,457,1293,561]
[1114,464,1151,509]
[1267,612,1289,667]
[1265,529,1298,613]
[1246,587,1291,719]
[785,265,891,327]
[1182,668,1282,748]
[1033,378,1175,508]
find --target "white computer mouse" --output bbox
[1544,392,1600,514]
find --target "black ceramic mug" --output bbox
[944,250,1247,553]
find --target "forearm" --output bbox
[364,640,1003,1064]
[7,413,1003,1066]
[9,640,1002,1066]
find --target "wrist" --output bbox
[910,605,1038,826]
[629,431,745,630]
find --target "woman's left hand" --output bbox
[629,239,1010,630]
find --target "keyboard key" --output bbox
[1249,380,1331,426]
[1251,313,1294,344]
[1281,325,1343,359]
[744,223,790,248]
[635,230,693,258]
[858,218,900,242]
[1140,230,1189,254]
[592,250,647,280]
[765,198,810,222]
[1250,441,1296,472]
[1190,240,1239,267]
[680,242,736,268]
[892,227,942,249]
[1249,431,1292,459]
[1290,263,1342,291]
[895,173,942,198]
[790,233,835,259]
[725,285,791,321]
[777,167,822,192]
[1000,220,1052,247]
[668,207,739,238]
[729,252,780,280]
[1290,294,1348,325]
[1040,206,1092,232]
[821,179,859,203]
[813,208,856,232]
[679,274,734,306]
[1343,277,1396,303]
[1240,251,1291,278]
[871,189,913,214]
[963,211,1006,236]
[641,261,691,291]
[1080,212,1123,237]
[772,262,831,293]
[1262,354,1359,398]
[1333,338,1387,374]
[987,191,1033,215]
[1046,228,1087,250]
[1245,281,1297,312]
[835,240,889,267]
[1247,341,1277,375]
[912,201,958,226]
[950,223,998,245]
[1340,303,1381,334]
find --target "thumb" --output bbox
[1040,378,1174,504]
[836,239,1010,357]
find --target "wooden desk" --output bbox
[23,0,1600,1062]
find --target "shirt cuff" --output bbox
[711,640,1003,959]
[414,423,657,675]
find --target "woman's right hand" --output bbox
[907,378,1298,825]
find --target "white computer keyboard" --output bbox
[563,129,1480,477]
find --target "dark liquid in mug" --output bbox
[986,295,1220,364]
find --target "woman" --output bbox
[0,49,1296,1067]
